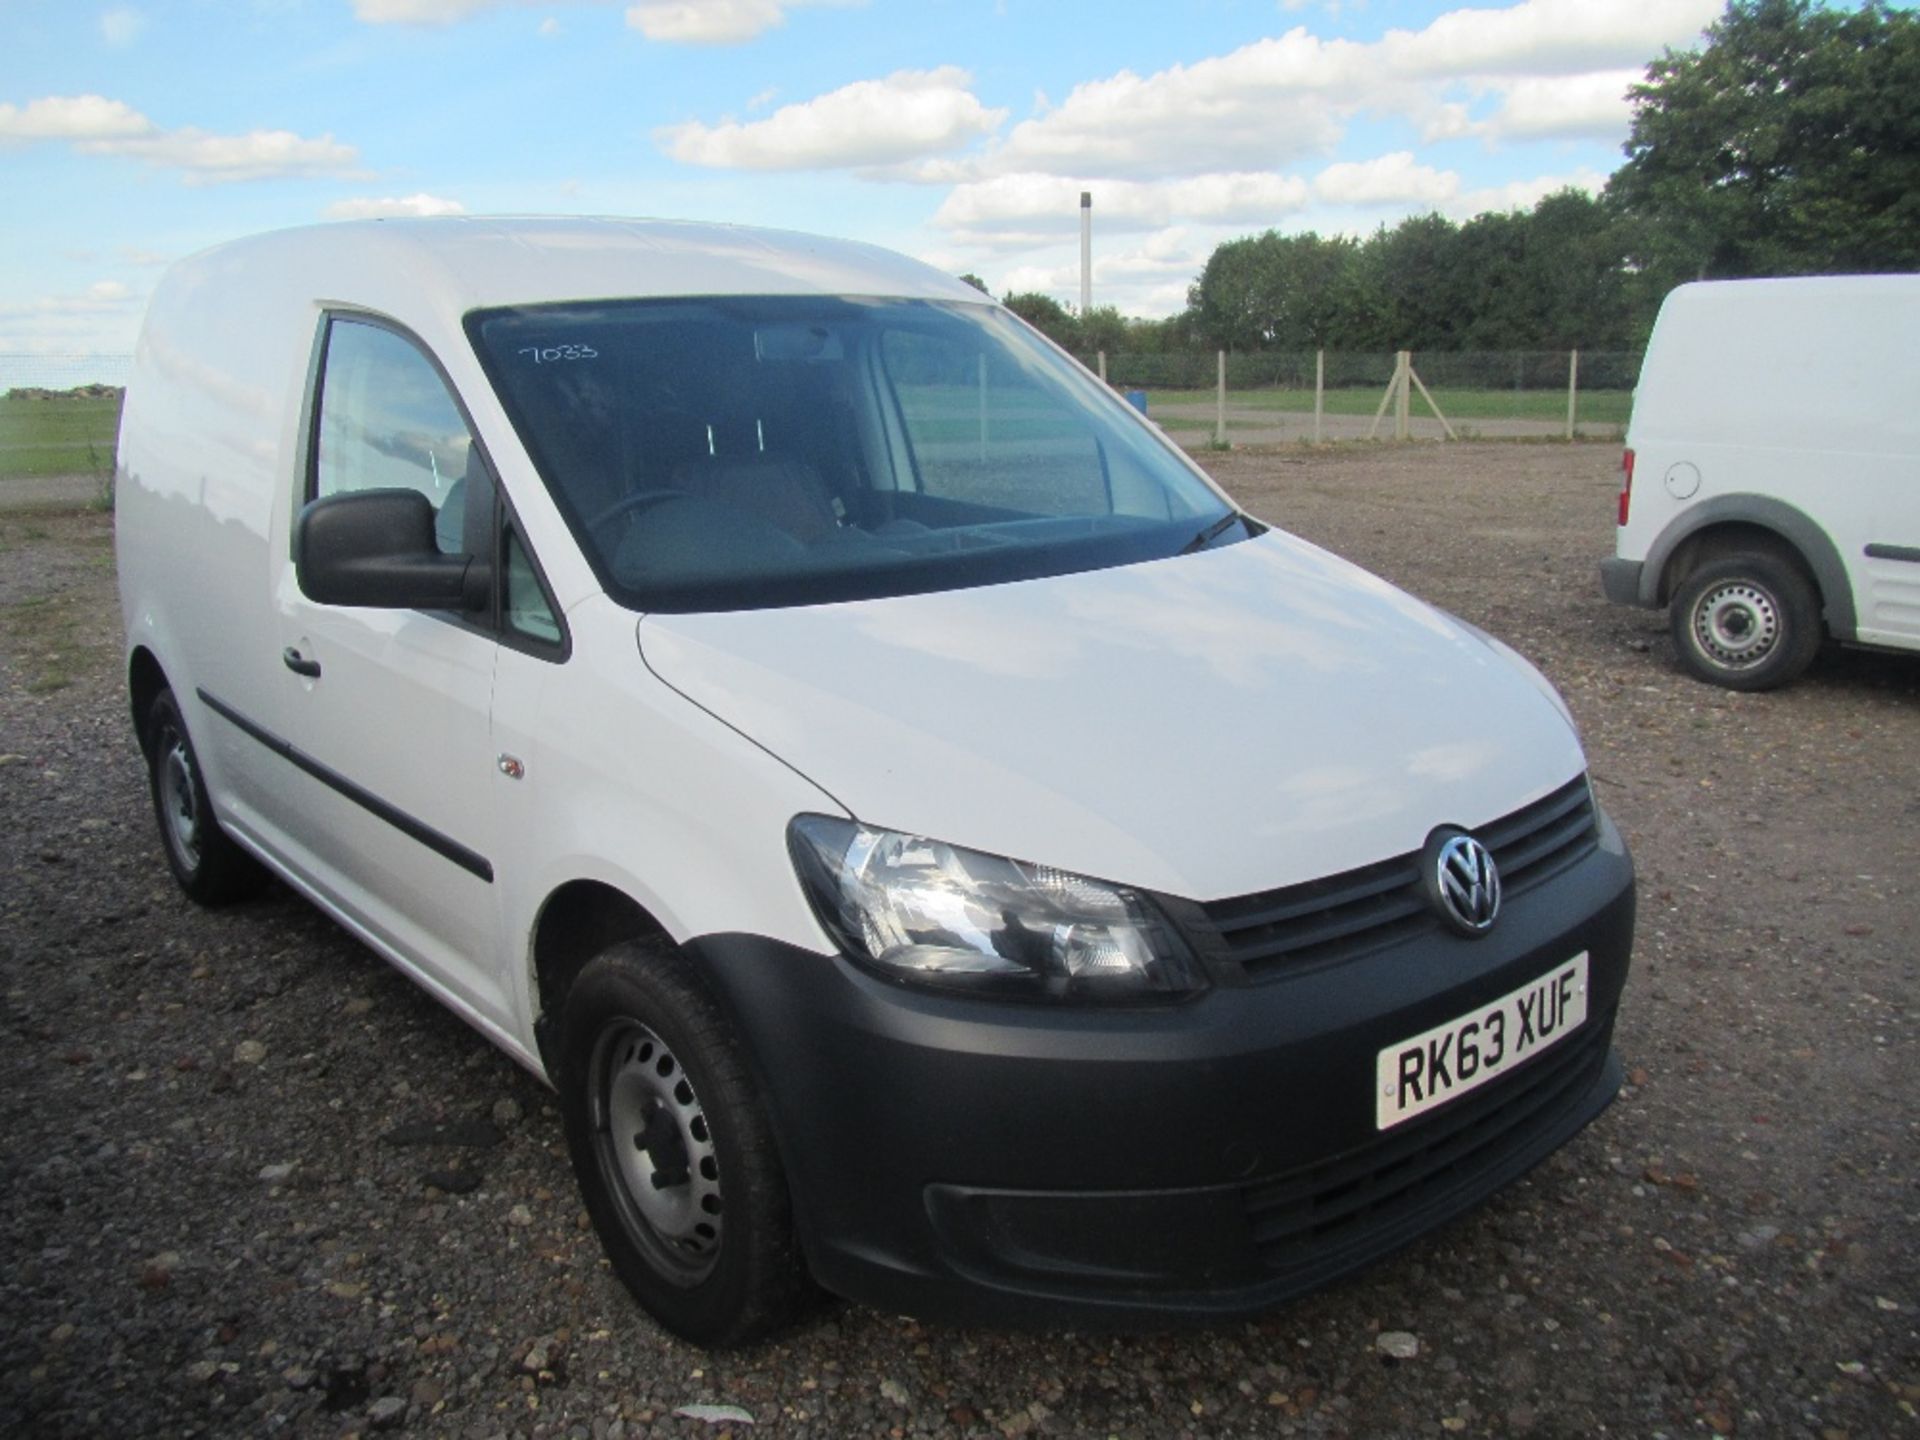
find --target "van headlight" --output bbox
[788,816,1207,1003]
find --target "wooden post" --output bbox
[1395,350,1411,441]
[1565,349,1579,440]
[1368,356,1397,440]
[1215,350,1227,448]
[1314,348,1324,444]
[1407,363,1457,441]
[1097,350,1108,384]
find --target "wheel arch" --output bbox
[1643,496,1856,641]
[529,879,673,1079]
[128,646,170,756]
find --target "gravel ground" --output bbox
[2,442,1915,1440]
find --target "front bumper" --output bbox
[690,811,1634,1327]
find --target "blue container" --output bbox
[1124,389,1148,415]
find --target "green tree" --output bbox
[1000,291,1080,348]
[1189,230,1364,351]
[1350,214,1466,350]
[1451,192,1639,349]
[957,272,990,294]
[1073,305,1131,356]
[1608,0,1920,286]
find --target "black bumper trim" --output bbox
[1599,556,1646,607]
[195,687,493,883]
[1865,543,1920,564]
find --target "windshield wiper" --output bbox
[1179,512,1245,555]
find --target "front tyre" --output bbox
[1671,553,1822,692]
[559,941,807,1346]
[143,688,267,904]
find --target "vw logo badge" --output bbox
[1424,830,1501,936]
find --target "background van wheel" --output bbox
[143,688,267,905]
[559,941,807,1347]
[1670,553,1822,691]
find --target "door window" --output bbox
[314,319,476,556]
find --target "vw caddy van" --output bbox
[1603,275,1920,690]
[117,219,1635,1344]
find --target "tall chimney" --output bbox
[1079,191,1092,316]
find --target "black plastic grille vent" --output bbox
[1197,776,1597,980]
[1241,1014,1612,1274]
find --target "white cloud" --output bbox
[935,173,1311,240]
[0,94,357,183]
[0,281,143,318]
[658,68,1005,170]
[99,7,145,46]
[626,0,860,43]
[1314,152,1459,207]
[351,0,516,20]
[1480,69,1638,140]
[1454,166,1608,215]
[349,0,859,41]
[0,95,152,141]
[962,2,1714,187]
[326,192,468,219]
[113,130,357,184]
[538,16,561,35]
[987,35,1349,181]
[627,0,783,41]
[1378,0,1719,79]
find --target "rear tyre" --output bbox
[558,940,807,1346]
[1670,553,1822,692]
[143,688,268,905]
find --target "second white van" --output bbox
[1603,274,1920,689]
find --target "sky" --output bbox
[0,0,1731,366]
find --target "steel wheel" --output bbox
[558,942,807,1345]
[155,720,204,873]
[1688,577,1780,672]
[141,687,267,905]
[589,1017,724,1286]
[1670,552,1823,692]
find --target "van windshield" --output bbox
[467,297,1243,613]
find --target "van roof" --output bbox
[186,216,982,312]
[1629,273,1920,451]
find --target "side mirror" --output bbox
[295,489,490,611]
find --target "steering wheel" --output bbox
[585,489,690,538]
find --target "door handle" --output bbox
[282,647,322,679]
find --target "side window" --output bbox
[503,522,561,645]
[314,319,475,556]
[881,329,1108,516]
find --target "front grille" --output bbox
[1241,1013,1613,1275]
[1196,775,1597,980]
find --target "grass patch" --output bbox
[0,517,116,693]
[0,392,123,480]
[0,591,89,693]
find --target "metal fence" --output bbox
[1075,348,1642,444]
[1,352,133,392]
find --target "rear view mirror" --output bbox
[295,488,489,611]
[754,324,843,362]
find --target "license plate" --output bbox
[1376,952,1590,1130]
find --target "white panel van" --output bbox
[117,218,1634,1344]
[1603,275,1920,689]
